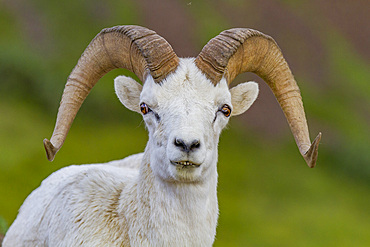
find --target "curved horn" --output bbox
[44,25,179,161]
[195,28,321,168]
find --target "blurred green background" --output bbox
[0,0,369,246]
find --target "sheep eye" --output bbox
[140,103,150,115]
[220,104,231,117]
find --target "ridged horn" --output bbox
[44,25,179,161]
[195,28,321,168]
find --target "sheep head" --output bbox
[44,25,321,170]
[114,59,258,182]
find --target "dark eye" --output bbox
[220,104,231,117]
[140,103,151,115]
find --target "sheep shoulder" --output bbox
[3,153,143,247]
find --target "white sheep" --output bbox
[3,25,321,246]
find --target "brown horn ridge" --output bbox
[195,28,321,168]
[44,25,179,161]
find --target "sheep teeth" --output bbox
[178,161,192,166]
[179,161,191,166]
[172,161,200,167]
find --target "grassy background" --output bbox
[0,0,369,246]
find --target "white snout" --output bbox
[166,130,206,167]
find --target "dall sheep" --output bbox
[3,25,321,246]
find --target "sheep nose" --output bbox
[174,138,201,153]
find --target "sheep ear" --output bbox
[114,76,143,113]
[230,81,259,116]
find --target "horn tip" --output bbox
[304,132,322,168]
[43,139,57,162]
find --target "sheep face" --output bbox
[115,58,258,183]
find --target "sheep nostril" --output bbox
[190,140,200,150]
[174,138,187,150]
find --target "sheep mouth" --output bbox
[170,160,201,168]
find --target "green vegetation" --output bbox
[0,0,368,245]
[0,216,7,236]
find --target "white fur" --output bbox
[3,58,259,246]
